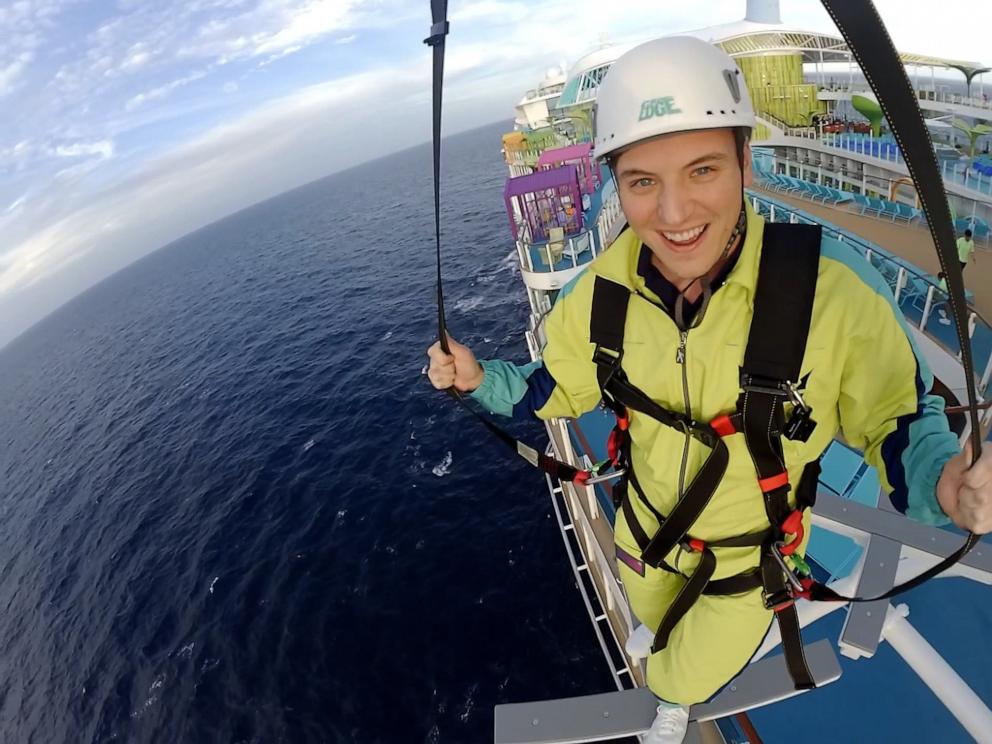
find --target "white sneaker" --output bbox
[639,703,690,744]
[625,624,655,658]
[938,316,951,325]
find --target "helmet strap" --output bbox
[673,203,746,330]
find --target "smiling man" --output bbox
[427,36,992,744]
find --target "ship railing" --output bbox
[821,132,904,164]
[595,185,623,250]
[776,128,992,194]
[819,82,992,113]
[941,159,992,197]
[750,193,992,404]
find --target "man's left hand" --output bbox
[937,438,992,534]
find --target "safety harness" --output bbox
[592,221,823,689]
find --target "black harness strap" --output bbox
[739,222,822,690]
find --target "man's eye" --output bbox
[631,178,653,188]
[693,166,714,176]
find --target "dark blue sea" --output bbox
[0,120,613,743]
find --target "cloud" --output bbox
[0,63,443,346]
[125,69,209,111]
[177,0,366,62]
[53,140,114,159]
[0,53,32,95]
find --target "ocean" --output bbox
[0,120,613,743]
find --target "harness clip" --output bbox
[681,537,706,553]
[784,381,817,442]
[592,346,624,385]
[740,373,789,397]
[784,406,817,442]
[762,587,796,612]
[772,542,807,592]
[777,511,805,555]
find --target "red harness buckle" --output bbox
[778,510,805,556]
[710,414,736,437]
[607,430,620,461]
[686,537,706,553]
[758,471,789,493]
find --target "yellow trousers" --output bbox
[617,554,775,705]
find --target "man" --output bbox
[958,227,976,272]
[427,37,992,743]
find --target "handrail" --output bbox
[819,82,992,114]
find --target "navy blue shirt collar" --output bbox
[635,232,745,324]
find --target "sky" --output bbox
[1,0,991,348]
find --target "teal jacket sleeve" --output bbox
[470,273,602,420]
[835,263,958,526]
[469,359,544,417]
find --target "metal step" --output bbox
[493,639,842,743]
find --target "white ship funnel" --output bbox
[745,0,782,24]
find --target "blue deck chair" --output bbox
[797,180,818,200]
[848,466,881,508]
[772,174,792,192]
[878,199,901,222]
[888,202,913,222]
[806,529,863,582]
[897,271,935,318]
[850,193,871,215]
[819,442,863,495]
[830,188,853,204]
[865,197,886,218]
[809,184,832,203]
[783,176,807,196]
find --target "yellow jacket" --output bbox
[473,202,957,578]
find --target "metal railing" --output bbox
[942,160,992,197]
[819,82,992,114]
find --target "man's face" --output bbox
[613,128,752,289]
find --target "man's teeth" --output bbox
[663,225,706,243]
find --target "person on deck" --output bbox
[958,227,976,273]
[427,37,992,744]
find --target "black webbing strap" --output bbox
[742,222,821,383]
[818,0,983,573]
[426,0,450,355]
[738,222,822,690]
[802,0,983,602]
[652,547,716,653]
[424,5,594,485]
[590,277,629,371]
[649,465,819,654]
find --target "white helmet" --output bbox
[593,36,756,161]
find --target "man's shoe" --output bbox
[640,703,690,744]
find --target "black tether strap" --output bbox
[818,0,983,593]
[424,4,596,485]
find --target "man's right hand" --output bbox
[427,337,485,392]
